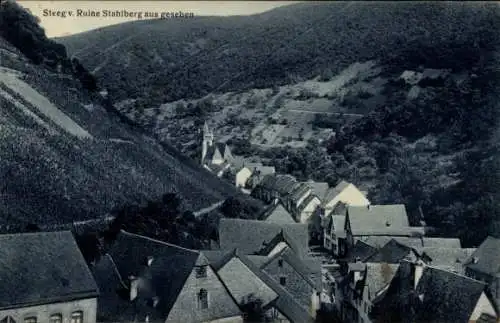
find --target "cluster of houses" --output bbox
[0,123,499,323]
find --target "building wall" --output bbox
[0,297,97,323]
[263,256,316,311]
[295,189,312,209]
[235,168,252,188]
[299,197,321,224]
[166,263,242,323]
[469,292,497,321]
[324,184,370,215]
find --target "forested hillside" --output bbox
[0,0,260,230]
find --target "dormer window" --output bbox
[278,259,284,267]
[195,265,207,278]
[198,289,209,309]
[280,276,286,286]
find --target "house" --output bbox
[259,248,322,315]
[322,181,370,216]
[235,163,276,193]
[201,121,234,177]
[92,230,243,323]
[464,236,500,309]
[323,215,346,255]
[251,174,298,204]
[305,180,329,203]
[217,218,309,259]
[345,204,411,251]
[285,182,312,213]
[259,202,297,225]
[372,261,498,323]
[210,249,316,323]
[336,261,400,323]
[0,231,99,323]
[297,194,322,224]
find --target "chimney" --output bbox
[414,260,425,288]
[129,275,139,301]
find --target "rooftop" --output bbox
[0,231,99,310]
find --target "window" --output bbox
[195,265,207,278]
[24,318,36,323]
[279,276,286,286]
[198,289,209,309]
[71,311,83,323]
[1,317,16,323]
[278,259,283,267]
[49,314,62,323]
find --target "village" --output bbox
[1,121,498,323]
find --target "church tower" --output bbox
[201,121,214,164]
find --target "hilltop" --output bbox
[58,2,498,105]
[0,1,260,229]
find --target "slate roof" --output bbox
[261,248,322,292]
[323,180,350,205]
[104,230,241,322]
[465,236,500,276]
[258,174,298,196]
[373,261,493,323]
[363,263,400,301]
[0,231,99,310]
[204,142,231,165]
[421,237,462,249]
[288,183,311,204]
[297,194,320,215]
[415,266,488,323]
[256,230,304,258]
[419,248,476,274]
[342,240,379,263]
[218,218,308,258]
[216,251,315,323]
[260,203,296,224]
[91,254,140,322]
[305,181,329,201]
[347,205,410,235]
[367,239,414,264]
[325,215,346,238]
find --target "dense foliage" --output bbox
[59,2,499,105]
[0,0,98,91]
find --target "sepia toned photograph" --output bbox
[0,1,499,322]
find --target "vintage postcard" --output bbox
[0,1,499,322]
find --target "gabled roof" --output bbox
[257,174,298,196]
[421,237,462,249]
[260,203,296,224]
[363,263,400,301]
[0,231,99,310]
[415,266,488,323]
[104,230,241,321]
[373,261,492,323]
[297,194,320,215]
[346,205,410,235]
[215,250,314,323]
[305,181,330,201]
[465,236,500,276]
[218,218,308,258]
[418,248,476,274]
[288,183,311,204]
[326,215,346,237]
[262,248,322,293]
[257,230,303,256]
[367,239,414,264]
[342,240,379,263]
[322,180,350,205]
[92,254,142,322]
